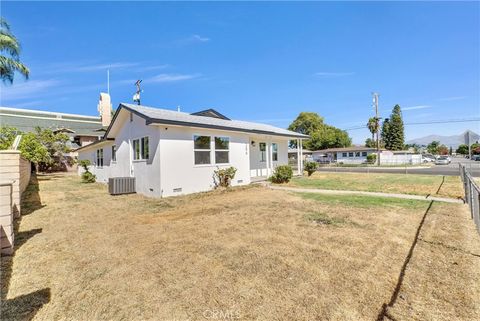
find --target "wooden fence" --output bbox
[459,164,480,234]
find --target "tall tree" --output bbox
[381,118,391,149]
[427,141,440,154]
[387,105,405,150]
[0,17,29,84]
[288,112,351,150]
[456,144,469,155]
[367,117,379,142]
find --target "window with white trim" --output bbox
[342,152,348,157]
[96,149,104,167]
[111,145,116,162]
[132,136,149,160]
[355,152,361,157]
[272,143,278,161]
[194,135,211,165]
[348,152,354,157]
[361,151,367,157]
[215,137,229,164]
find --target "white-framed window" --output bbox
[111,145,116,162]
[348,152,354,157]
[355,152,361,157]
[132,136,149,160]
[194,135,211,165]
[259,142,266,162]
[215,137,229,164]
[96,149,104,167]
[361,151,368,157]
[272,143,278,161]
[342,152,348,157]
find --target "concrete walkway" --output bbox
[266,184,465,204]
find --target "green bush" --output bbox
[81,171,96,183]
[270,165,293,183]
[366,154,377,164]
[79,159,96,183]
[214,166,237,188]
[304,161,318,176]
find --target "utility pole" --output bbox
[372,92,380,166]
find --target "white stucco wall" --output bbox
[249,137,289,177]
[336,151,373,164]
[157,125,251,197]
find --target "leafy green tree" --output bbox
[456,144,468,155]
[365,138,375,148]
[472,142,480,155]
[427,141,440,154]
[0,125,19,149]
[0,18,29,84]
[288,112,351,150]
[18,132,50,164]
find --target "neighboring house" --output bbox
[312,146,377,164]
[76,103,308,197]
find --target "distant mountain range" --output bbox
[407,130,479,148]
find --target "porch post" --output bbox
[266,141,271,176]
[299,139,303,174]
[296,139,301,175]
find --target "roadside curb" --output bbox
[265,184,464,204]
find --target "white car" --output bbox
[422,156,434,163]
[435,156,450,165]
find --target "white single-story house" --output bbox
[312,146,378,164]
[76,103,308,197]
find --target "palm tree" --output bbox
[0,17,29,84]
[367,117,379,141]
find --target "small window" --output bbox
[348,152,354,157]
[361,151,367,157]
[355,152,361,157]
[96,149,104,167]
[141,137,149,159]
[133,137,149,160]
[194,135,211,165]
[342,152,348,157]
[272,143,278,161]
[215,137,229,164]
[132,139,140,160]
[112,145,117,162]
[259,143,266,162]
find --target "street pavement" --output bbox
[317,157,480,177]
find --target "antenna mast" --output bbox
[133,80,142,105]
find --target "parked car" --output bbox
[472,155,480,161]
[422,155,435,163]
[435,156,450,165]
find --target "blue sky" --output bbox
[1,1,479,143]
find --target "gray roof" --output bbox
[0,107,105,137]
[114,103,309,139]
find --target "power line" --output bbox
[343,118,480,131]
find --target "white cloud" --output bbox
[147,73,201,83]
[136,64,170,72]
[0,79,60,101]
[191,34,210,42]
[44,62,139,74]
[437,96,467,101]
[175,34,211,46]
[403,105,432,111]
[315,72,355,77]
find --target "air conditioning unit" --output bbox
[108,177,136,195]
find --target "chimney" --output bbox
[97,92,112,127]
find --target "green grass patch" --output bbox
[298,192,428,209]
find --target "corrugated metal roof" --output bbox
[0,107,105,136]
[119,103,309,138]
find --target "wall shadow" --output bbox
[0,174,50,321]
[20,175,45,216]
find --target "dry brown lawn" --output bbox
[1,173,479,321]
[289,172,464,199]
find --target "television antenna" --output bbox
[133,80,142,105]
